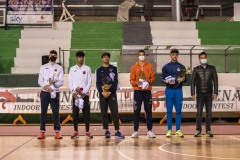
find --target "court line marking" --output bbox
[0,136,35,160]
[159,139,240,160]
[229,136,240,141]
[115,139,133,160]
[115,138,170,160]
[116,137,240,160]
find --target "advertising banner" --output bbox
[0,86,239,114]
[7,0,53,24]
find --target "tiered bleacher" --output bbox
[70,22,122,72]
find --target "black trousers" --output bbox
[99,92,120,130]
[196,93,213,132]
[72,96,90,132]
[133,90,153,131]
[40,91,61,131]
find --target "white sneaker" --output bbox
[131,131,139,138]
[147,130,156,138]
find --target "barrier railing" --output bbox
[122,45,240,73]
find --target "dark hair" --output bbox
[170,48,179,54]
[101,52,111,58]
[49,50,57,55]
[76,50,85,57]
[198,52,207,58]
[138,49,145,55]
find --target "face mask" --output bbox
[50,56,57,62]
[200,59,207,64]
[139,56,145,61]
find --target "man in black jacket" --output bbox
[191,52,218,137]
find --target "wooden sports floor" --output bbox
[0,124,239,160]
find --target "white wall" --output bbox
[234,3,240,21]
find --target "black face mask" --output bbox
[49,56,57,62]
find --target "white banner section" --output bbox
[7,14,53,24]
[0,86,239,114]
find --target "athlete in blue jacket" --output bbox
[161,49,187,138]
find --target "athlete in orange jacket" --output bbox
[129,50,156,138]
[130,57,155,91]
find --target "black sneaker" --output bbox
[194,130,201,137]
[206,131,214,137]
[115,131,125,139]
[105,131,111,138]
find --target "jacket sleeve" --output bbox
[213,66,218,95]
[130,66,137,86]
[96,68,103,94]
[161,65,167,83]
[190,67,196,96]
[38,66,45,89]
[68,68,74,93]
[148,65,155,84]
[54,67,64,88]
[83,67,92,94]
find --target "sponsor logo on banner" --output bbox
[7,15,53,24]
[0,90,16,110]
[181,86,239,112]
[8,15,24,23]
[0,86,239,114]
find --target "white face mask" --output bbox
[200,59,207,64]
[139,55,145,61]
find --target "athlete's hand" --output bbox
[137,81,143,86]
[192,95,196,101]
[213,94,217,100]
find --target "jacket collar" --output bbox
[170,61,179,64]
[199,64,209,68]
[135,61,149,67]
[75,64,85,70]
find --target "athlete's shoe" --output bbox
[166,130,172,138]
[176,130,184,138]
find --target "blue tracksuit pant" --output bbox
[165,88,183,131]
